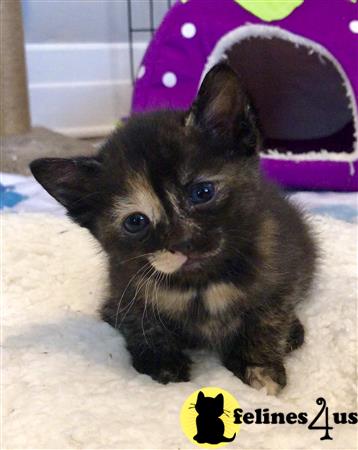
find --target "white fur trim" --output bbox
[202,24,358,165]
[3,213,357,448]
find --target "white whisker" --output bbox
[119,252,154,265]
[116,264,154,329]
[114,262,150,329]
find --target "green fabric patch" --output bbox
[234,0,304,22]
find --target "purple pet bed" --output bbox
[132,0,358,191]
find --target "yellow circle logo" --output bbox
[180,387,241,448]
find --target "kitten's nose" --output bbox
[168,240,194,255]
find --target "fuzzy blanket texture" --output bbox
[3,213,357,449]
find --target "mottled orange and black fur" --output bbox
[30,64,316,393]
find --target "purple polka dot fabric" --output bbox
[132,0,358,191]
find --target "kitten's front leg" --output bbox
[222,343,286,396]
[102,299,191,384]
[129,343,191,384]
[221,311,292,395]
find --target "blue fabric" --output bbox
[0,183,28,209]
[1,173,357,223]
[311,205,358,223]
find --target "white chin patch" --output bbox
[149,250,188,274]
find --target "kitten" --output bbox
[30,63,316,394]
[193,391,236,444]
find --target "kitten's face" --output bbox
[30,64,260,283]
[95,112,259,280]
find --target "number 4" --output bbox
[308,398,333,440]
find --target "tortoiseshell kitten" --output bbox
[30,64,316,394]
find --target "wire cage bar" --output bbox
[127,0,174,83]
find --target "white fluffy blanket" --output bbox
[3,213,357,449]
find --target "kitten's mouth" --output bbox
[180,243,224,272]
[182,257,203,271]
[181,254,210,271]
[149,239,224,274]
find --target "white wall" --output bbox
[22,0,170,137]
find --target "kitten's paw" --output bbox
[132,350,191,384]
[286,318,304,352]
[245,364,286,395]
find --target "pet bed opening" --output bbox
[209,29,356,155]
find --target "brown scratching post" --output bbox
[0,0,31,136]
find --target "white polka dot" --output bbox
[349,20,358,33]
[181,22,196,39]
[162,72,177,88]
[137,65,145,79]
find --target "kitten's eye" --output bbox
[123,213,150,233]
[190,182,215,205]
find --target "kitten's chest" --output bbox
[154,281,244,342]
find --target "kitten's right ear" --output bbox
[30,157,103,228]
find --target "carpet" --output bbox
[3,213,357,449]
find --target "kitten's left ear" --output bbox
[186,63,260,154]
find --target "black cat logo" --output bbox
[193,391,236,444]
